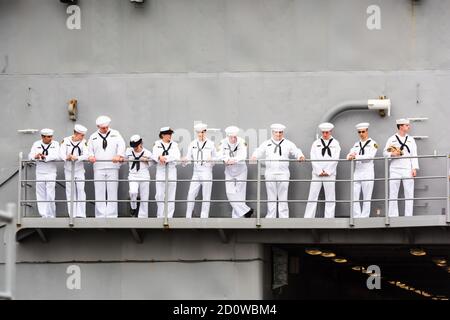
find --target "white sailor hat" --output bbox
[130,134,141,143]
[194,123,208,132]
[355,122,370,130]
[270,123,286,131]
[396,118,410,125]
[74,124,88,134]
[40,128,54,136]
[160,126,174,133]
[159,127,174,138]
[318,122,334,132]
[130,134,142,147]
[225,126,240,136]
[96,115,111,127]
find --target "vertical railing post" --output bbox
[349,159,355,227]
[5,203,16,300]
[17,153,22,226]
[256,160,261,227]
[384,157,390,226]
[23,161,28,218]
[446,154,449,224]
[163,163,169,227]
[69,161,75,227]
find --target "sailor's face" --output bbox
[272,131,284,141]
[98,125,109,134]
[400,124,411,133]
[133,144,143,153]
[357,129,368,140]
[41,135,53,144]
[162,133,172,142]
[73,132,85,142]
[197,130,206,141]
[228,136,237,144]
[321,130,331,140]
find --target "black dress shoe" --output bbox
[244,208,254,218]
[130,209,137,217]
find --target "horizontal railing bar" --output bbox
[20,196,447,204]
[20,154,448,164]
[20,175,449,184]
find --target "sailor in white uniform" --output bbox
[383,118,419,217]
[88,116,125,218]
[251,124,305,218]
[28,128,60,218]
[304,122,341,218]
[218,126,253,218]
[184,123,218,218]
[60,124,89,218]
[152,127,181,218]
[346,122,378,218]
[125,135,153,218]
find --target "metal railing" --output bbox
[16,153,450,228]
[0,203,16,300]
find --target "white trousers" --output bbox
[94,169,119,218]
[353,170,374,218]
[64,170,86,218]
[389,168,414,217]
[225,169,251,218]
[186,170,213,218]
[129,174,150,218]
[36,172,56,218]
[265,172,289,218]
[305,174,336,218]
[155,168,177,218]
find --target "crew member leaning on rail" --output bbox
[87,116,126,218]
[383,118,419,217]
[346,122,378,218]
[125,135,154,218]
[60,124,89,218]
[152,127,181,218]
[28,128,61,218]
[251,123,305,219]
[218,125,254,218]
[305,122,341,219]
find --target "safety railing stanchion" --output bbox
[256,160,261,227]
[163,163,169,227]
[384,157,390,226]
[446,154,449,224]
[0,203,16,300]
[69,161,75,227]
[17,152,22,226]
[349,159,355,227]
[24,160,28,218]
[6,203,16,300]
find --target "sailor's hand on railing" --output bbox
[34,153,44,160]
[159,155,168,165]
[298,155,305,162]
[249,156,257,165]
[141,156,150,164]
[88,156,96,163]
[225,159,236,165]
[112,155,124,163]
[180,157,188,167]
[412,169,417,177]
[347,153,356,160]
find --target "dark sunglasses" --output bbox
[358,130,366,134]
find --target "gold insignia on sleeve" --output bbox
[374,143,378,149]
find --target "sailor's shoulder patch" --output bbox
[374,143,379,149]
